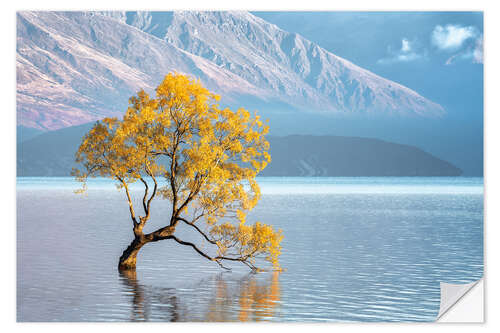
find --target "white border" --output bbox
[3,0,498,332]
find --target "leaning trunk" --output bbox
[118,237,147,270]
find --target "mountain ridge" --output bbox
[126,11,444,116]
[17,11,268,130]
[17,11,444,131]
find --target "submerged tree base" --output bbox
[118,238,147,271]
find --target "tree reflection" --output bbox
[119,270,281,322]
[119,270,180,322]
[237,271,281,321]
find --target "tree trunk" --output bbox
[118,237,147,270]
[118,225,177,271]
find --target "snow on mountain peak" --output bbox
[17,11,444,131]
[160,11,444,116]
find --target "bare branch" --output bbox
[174,173,205,221]
[241,260,258,271]
[166,235,213,261]
[144,165,158,219]
[161,234,253,271]
[176,217,217,245]
[150,151,170,157]
[214,260,232,271]
[169,137,180,224]
[117,176,138,227]
[139,177,149,215]
[167,235,233,270]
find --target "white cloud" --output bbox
[445,54,459,65]
[395,53,421,62]
[472,36,483,64]
[444,35,483,65]
[378,38,424,64]
[401,38,411,52]
[431,24,478,51]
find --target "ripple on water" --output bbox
[17,177,483,321]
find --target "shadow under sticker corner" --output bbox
[436,278,484,322]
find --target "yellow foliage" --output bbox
[73,72,282,270]
[210,222,283,270]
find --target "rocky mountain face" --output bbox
[17,11,265,130]
[161,11,444,116]
[17,11,444,131]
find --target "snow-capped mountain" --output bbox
[160,11,444,116]
[17,11,444,131]
[17,11,265,130]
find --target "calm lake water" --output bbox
[17,177,483,322]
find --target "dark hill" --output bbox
[17,123,461,177]
[262,135,461,176]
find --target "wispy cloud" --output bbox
[378,38,424,64]
[401,38,411,52]
[472,36,483,64]
[444,34,483,65]
[431,24,478,51]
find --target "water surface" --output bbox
[17,177,483,322]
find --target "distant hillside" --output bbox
[17,123,93,177]
[16,123,461,177]
[264,135,461,176]
[17,126,44,143]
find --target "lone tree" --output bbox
[73,73,282,271]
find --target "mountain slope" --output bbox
[17,122,461,177]
[265,135,461,176]
[17,11,266,130]
[17,126,44,143]
[17,11,444,132]
[121,11,444,116]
